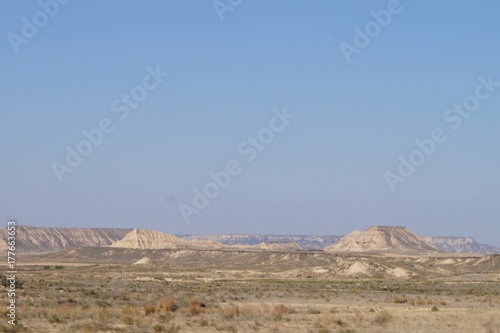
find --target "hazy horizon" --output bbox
[6,223,499,248]
[2,1,499,247]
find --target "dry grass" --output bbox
[7,259,500,332]
[220,304,240,320]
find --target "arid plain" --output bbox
[1,226,499,333]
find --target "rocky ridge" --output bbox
[179,234,342,250]
[0,226,131,252]
[252,242,303,251]
[421,236,500,254]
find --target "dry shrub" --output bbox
[120,304,147,326]
[90,305,111,322]
[272,304,293,320]
[68,324,96,333]
[0,308,9,317]
[68,322,114,333]
[156,296,178,313]
[120,305,137,325]
[373,309,393,325]
[260,304,270,315]
[221,304,239,320]
[54,304,82,321]
[314,314,335,327]
[273,304,290,316]
[196,315,208,326]
[0,322,24,333]
[353,311,364,323]
[153,323,181,332]
[187,298,206,316]
[238,305,259,317]
[144,304,156,316]
[391,295,407,304]
[48,313,62,323]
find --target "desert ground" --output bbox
[1,247,499,333]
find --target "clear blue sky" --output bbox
[1,1,499,246]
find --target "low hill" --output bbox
[325,226,439,254]
[23,246,500,279]
[110,229,224,250]
[133,257,156,265]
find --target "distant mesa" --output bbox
[252,242,303,251]
[179,234,342,250]
[109,228,224,250]
[421,236,500,254]
[325,226,439,254]
[0,226,131,253]
[0,225,498,254]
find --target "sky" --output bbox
[1,1,499,246]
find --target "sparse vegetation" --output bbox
[373,309,393,325]
[7,255,500,332]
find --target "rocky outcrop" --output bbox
[325,226,439,254]
[421,236,500,254]
[0,226,131,253]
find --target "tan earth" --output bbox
[1,226,499,332]
[325,226,439,254]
